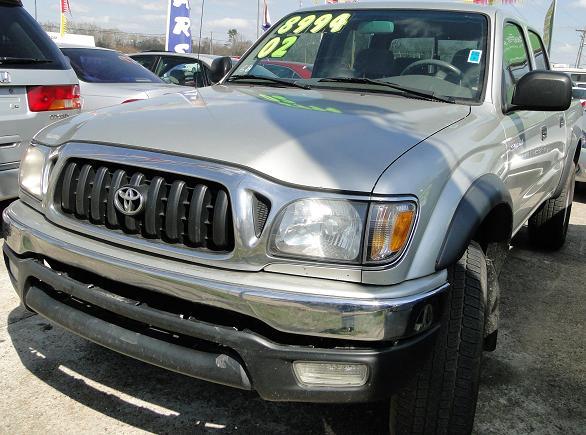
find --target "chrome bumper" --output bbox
[3,200,448,341]
[0,166,18,201]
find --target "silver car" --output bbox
[130,52,224,87]
[3,3,582,433]
[0,0,80,201]
[59,45,191,112]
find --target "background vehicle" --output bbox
[60,45,190,111]
[573,88,586,183]
[259,60,313,79]
[130,52,223,87]
[3,3,582,434]
[0,0,80,201]
[553,66,586,88]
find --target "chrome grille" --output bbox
[55,159,234,252]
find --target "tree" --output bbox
[228,29,238,45]
[227,29,243,55]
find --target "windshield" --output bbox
[0,4,69,70]
[231,9,489,102]
[62,48,163,84]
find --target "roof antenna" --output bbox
[196,0,205,88]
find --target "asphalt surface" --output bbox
[0,191,585,435]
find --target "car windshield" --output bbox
[62,48,163,84]
[231,9,489,103]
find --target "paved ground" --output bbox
[0,191,585,435]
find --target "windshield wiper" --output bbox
[317,77,456,104]
[0,57,53,65]
[227,74,311,90]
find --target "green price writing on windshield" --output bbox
[258,12,352,59]
[277,12,351,35]
[257,36,298,59]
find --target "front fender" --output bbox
[435,174,512,270]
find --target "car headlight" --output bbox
[269,199,367,263]
[19,143,50,200]
[365,202,417,263]
[269,199,417,265]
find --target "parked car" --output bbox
[553,66,586,88]
[0,0,80,201]
[574,88,586,183]
[3,3,582,433]
[59,45,190,111]
[259,60,313,79]
[130,52,224,87]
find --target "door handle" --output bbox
[560,115,565,128]
[541,126,548,141]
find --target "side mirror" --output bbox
[511,71,572,112]
[209,56,233,83]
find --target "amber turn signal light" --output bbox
[366,202,417,263]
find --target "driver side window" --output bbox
[502,23,531,106]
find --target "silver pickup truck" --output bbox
[2,2,583,433]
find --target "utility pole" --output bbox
[209,31,213,55]
[34,0,37,20]
[576,29,586,68]
[256,0,260,39]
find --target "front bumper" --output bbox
[0,166,18,201]
[2,201,446,402]
[2,201,448,342]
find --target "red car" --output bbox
[259,60,313,79]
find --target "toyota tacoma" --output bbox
[2,2,583,433]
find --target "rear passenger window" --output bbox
[502,23,531,106]
[528,31,549,71]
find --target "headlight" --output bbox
[365,202,417,263]
[19,144,50,200]
[269,199,367,263]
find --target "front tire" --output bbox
[390,241,486,435]
[528,163,575,250]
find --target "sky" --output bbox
[20,0,586,65]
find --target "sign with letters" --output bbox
[166,0,192,53]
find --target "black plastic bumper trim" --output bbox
[25,286,252,390]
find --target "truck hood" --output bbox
[36,85,470,192]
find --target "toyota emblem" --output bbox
[114,186,145,216]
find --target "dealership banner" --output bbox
[543,0,557,53]
[166,0,192,53]
[60,0,71,36]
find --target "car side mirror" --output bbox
[209,56,233,83]
[510,71,572,112]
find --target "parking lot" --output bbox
[0,190,583,435]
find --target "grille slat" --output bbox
[75,164,95,218]
[165,180,187,243]
[56,160,234,253]
[213,190,230,249]
[90,167,110,224]
[188,184,211,247]
[61,162,79,212]
[144,176,166,238]
[107,169,128,228]
[124,172,146,234]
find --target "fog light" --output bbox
[293,362,368,387]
